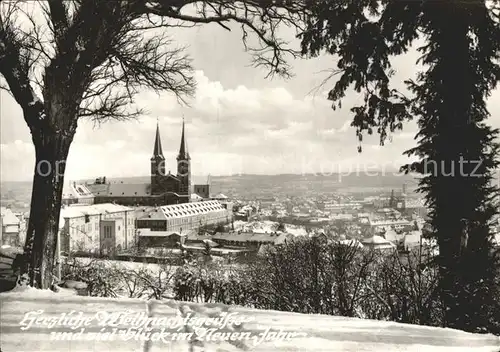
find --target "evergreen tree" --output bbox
[300,1,500,332]
[202,241,212,263]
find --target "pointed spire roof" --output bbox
[177,117,190,160]
[152,119,164,158]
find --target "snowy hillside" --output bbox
[1,287,499,352]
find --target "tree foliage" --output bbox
[172,237,447,328]
[299,0,500,332]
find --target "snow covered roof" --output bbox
[160,200,226,219]
[202,239,219,247]
[60,203,133,218]
[137,229,185,237]
[369,219,411,227]
[62,183,94,199]
[339,239,364,248]
[97,183,151,197]
[190,193,203,201]
[136,207,168,221]
[362,235,395,245]
[0,207,20,225]
[212,193,228,199]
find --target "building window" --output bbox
[85,215,90,223]
[103,226,113,239]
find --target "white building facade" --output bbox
[162,200,232,233]
[59,203,135,255]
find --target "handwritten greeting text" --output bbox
[18,310,307,347]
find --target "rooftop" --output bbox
[87,183,152,197]
[212,232,292,245]
[160,200,226,218]
[362,235,396,247]
[137,229,185,237]
[211,193,228,199]
[60,203,133,218]
[136,207,168,221]
[62,183,94,199]
[0,207,20,225]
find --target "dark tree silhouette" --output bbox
[202,241,212,263]
[300,1,500,332]
[273,221,286,232]
[0,0,307,289]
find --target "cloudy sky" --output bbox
[1,13,499,181]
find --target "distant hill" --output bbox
[2,171,498,206]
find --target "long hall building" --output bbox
[136,200,233,234]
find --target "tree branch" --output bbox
[139,0,307,78]
[0,2,45,130]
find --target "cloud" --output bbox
[1,19,499,181]
[0,68,431,181]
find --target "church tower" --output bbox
[151,121,166,195]
[176,118,191,198]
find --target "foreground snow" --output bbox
[1,286,499,352]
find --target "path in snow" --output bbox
[1,287,499,352]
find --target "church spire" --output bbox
[177,117,190,160]
[152,119,164,158]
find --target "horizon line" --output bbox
[1,171,423,183]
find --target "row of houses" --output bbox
[58,200,233,256]
[136,201,232,248]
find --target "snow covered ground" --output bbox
[69,256,179,274]
[1,286,499,352]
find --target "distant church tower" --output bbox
[176,118,191,198]
[151,121,166,195]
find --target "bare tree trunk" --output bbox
[23,126,73,289]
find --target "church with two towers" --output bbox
[87,120,191,206]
